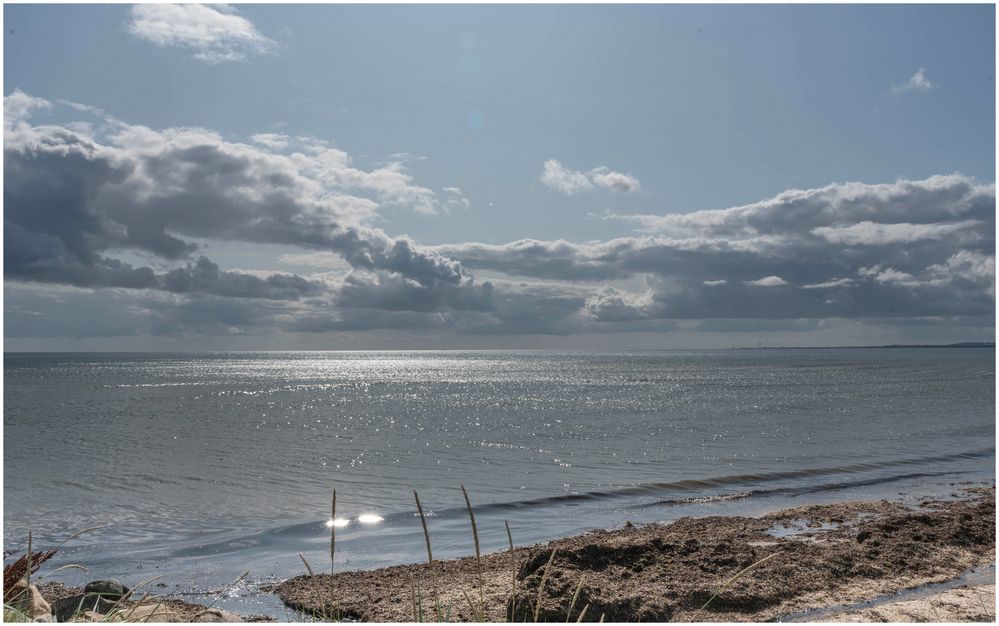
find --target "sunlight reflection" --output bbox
[326,518,350,528]
[357,513,384,524]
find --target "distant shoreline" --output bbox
[737,341,996,350]
[3,342,994,354]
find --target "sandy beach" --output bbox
[269,486,995,622]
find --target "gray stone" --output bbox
[192,608,245,622]
[82,580,129,600]
[51,594,118,622]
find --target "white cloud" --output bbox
[540,159,640,194]
[4,89,51,129]
[810,220,980,245]
[442,187,471,210]
[802,278,855,289]
[127,4,277,63]
[250,133,290,151]
[745,276,788,287]
[57,99,106,117]
[892,67,934,94]
[703,279,727,286]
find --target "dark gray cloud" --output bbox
[4,92,995,342]
[437,175,995,323]
[4,91,487,315]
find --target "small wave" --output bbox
[196,446,993,551]
[636,470,969,509]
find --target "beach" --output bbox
[268,486,995,622]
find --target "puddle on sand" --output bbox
[765,519,840,541]
[777,563,996,622]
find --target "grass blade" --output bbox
[533,548,558,623]
[692,551,780,620]
[461,485,484,611]
[506,520,518,621]
[190,571,249,621]
[566,574,585,622]
[414,490,433,564]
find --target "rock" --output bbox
[13,584,52,621]
[51,594,118,622]
[124,604,184,622]
[83,580,129,600]
[192,608,238,622]
[32,615,54,623]
[75,610,105,622]
[192,608,245,622]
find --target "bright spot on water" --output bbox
[326,518,350,528]
[357,513,384,524]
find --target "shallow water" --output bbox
[3,348,994,616]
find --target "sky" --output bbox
[3,3,996,350]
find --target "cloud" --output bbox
[540,159,640,194]
[4,91,489,322]
[438,175,995,321]
[250,133,290,151]
[4,92,994,342]
[127,4,277,63]
[442,186,471,210]
[4,90,50,129]
[803,278,854,289]
[745,276,788,287]
[891,68,934,95]
[810,220,980,245]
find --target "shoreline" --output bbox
[269,486,995,622]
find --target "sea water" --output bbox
[3,349,994,616]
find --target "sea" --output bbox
[3,348,995,617]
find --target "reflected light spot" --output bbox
[357,513,384,524]
[326,518,350,528]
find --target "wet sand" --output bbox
[812,583,994,622]
[270,487,994,622]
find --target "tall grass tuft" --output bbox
[461,485,484,617]
[413,490,442,621]
[505,521,518,621]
